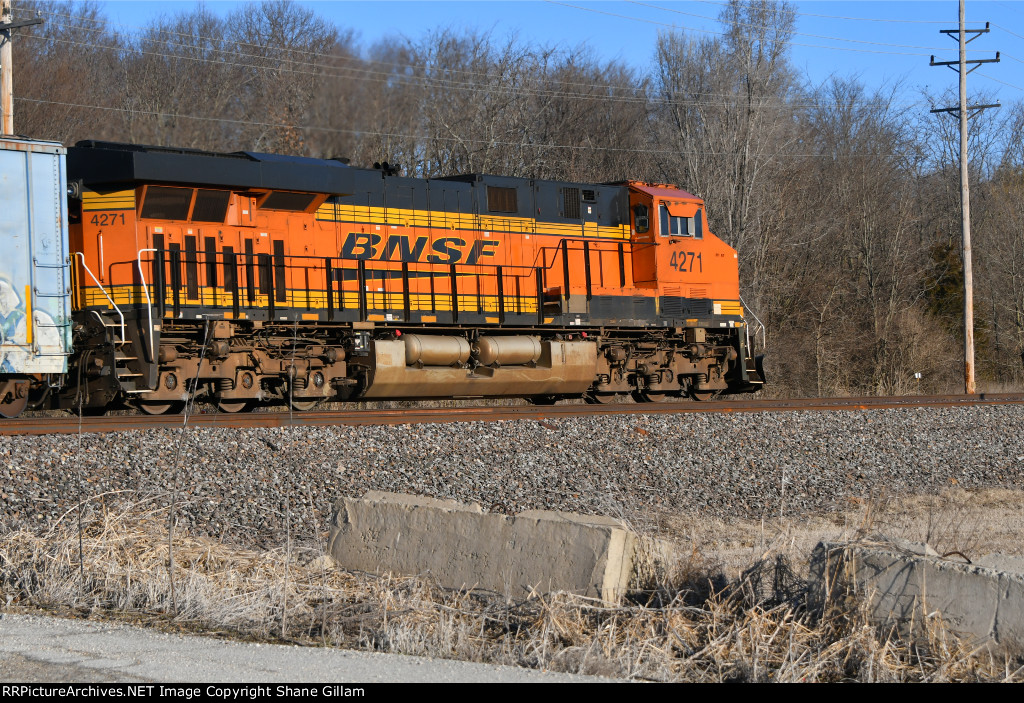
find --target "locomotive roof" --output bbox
[68,141,355,194]
[65,141,632,198]
[629,182,699,201]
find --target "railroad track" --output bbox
[2,393,1024,436]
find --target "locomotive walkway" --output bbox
[3,394,1024,435]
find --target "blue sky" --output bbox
[98,1,1022,103]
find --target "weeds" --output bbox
[0,496,1019,682]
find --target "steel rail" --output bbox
[3,393,1024,436]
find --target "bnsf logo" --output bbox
[341,233,500,264]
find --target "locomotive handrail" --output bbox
[740,295,766,351]
[137,248,157,363]
[74,252,125,345]
[146,245,555,324]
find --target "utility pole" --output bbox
[0,0,43,136]
[930,0,999,395]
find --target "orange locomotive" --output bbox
[58,141,763,414]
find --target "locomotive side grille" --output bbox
[582,189,596,202]
[662,300,685,317]
[690,300,712,316]
[563,188,580,219]
[633,296,653,318]
[690,287,708,298]
[662,286,684,317]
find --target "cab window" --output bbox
[260,191,318,211]
[141,186,193,220]
[633,204,649,234]
[659,204,703,239]
[139,186,231,223]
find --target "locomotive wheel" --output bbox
[0,393,28,419]
[217,400,251,413]
[585,392,622,405]
[690,390,720,402]
[632,390,672,403]
[138,400,186,415]
[289,398,319,411]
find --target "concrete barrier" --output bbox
[810,536,1024,652]
[327,492,656,603]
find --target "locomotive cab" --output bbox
[627,182,740,303]
[621,181,763,398]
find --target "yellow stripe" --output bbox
[83,189,136,211]
[80,285,540,315]
[25,285,32,345]
[317,204,630,240]
[714,300,744,316]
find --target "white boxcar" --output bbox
[0,137,72,378]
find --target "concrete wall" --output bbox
[810,537,1024,652]
[327,492,652,603]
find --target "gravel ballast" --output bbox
[1,405,1021,547]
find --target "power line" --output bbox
[693,0,965,25]
[15,4,553,87]
[15,6,777,105]
[546,0,970,56]
[11,4,959,110]
[14,5,340,62]
[977,72,1023,92]
[17,32,932,111]
[629,0,987,52]
[17,33,657,105]
[19,4,657,87]
[12,95,911,160]
[993,23,1024,43]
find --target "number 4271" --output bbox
[89,213,126,226]
[669,251,702,272]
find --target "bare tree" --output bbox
[13,0,123,143]
[119,6,240,148]
[225,0,336,153]
[652,0,796,254]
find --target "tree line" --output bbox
[12,0,1024,396]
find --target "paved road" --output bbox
[0,614,614,683]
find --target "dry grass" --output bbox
[653,487,1024,581]
[1,494,1022,682]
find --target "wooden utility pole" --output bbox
[930,0,999,395]
[0,0,43,136]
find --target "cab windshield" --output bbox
[659,203,703,239]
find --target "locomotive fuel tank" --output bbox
[403,334,472,367]
[364,338,597,399]
[473,336,542,366]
